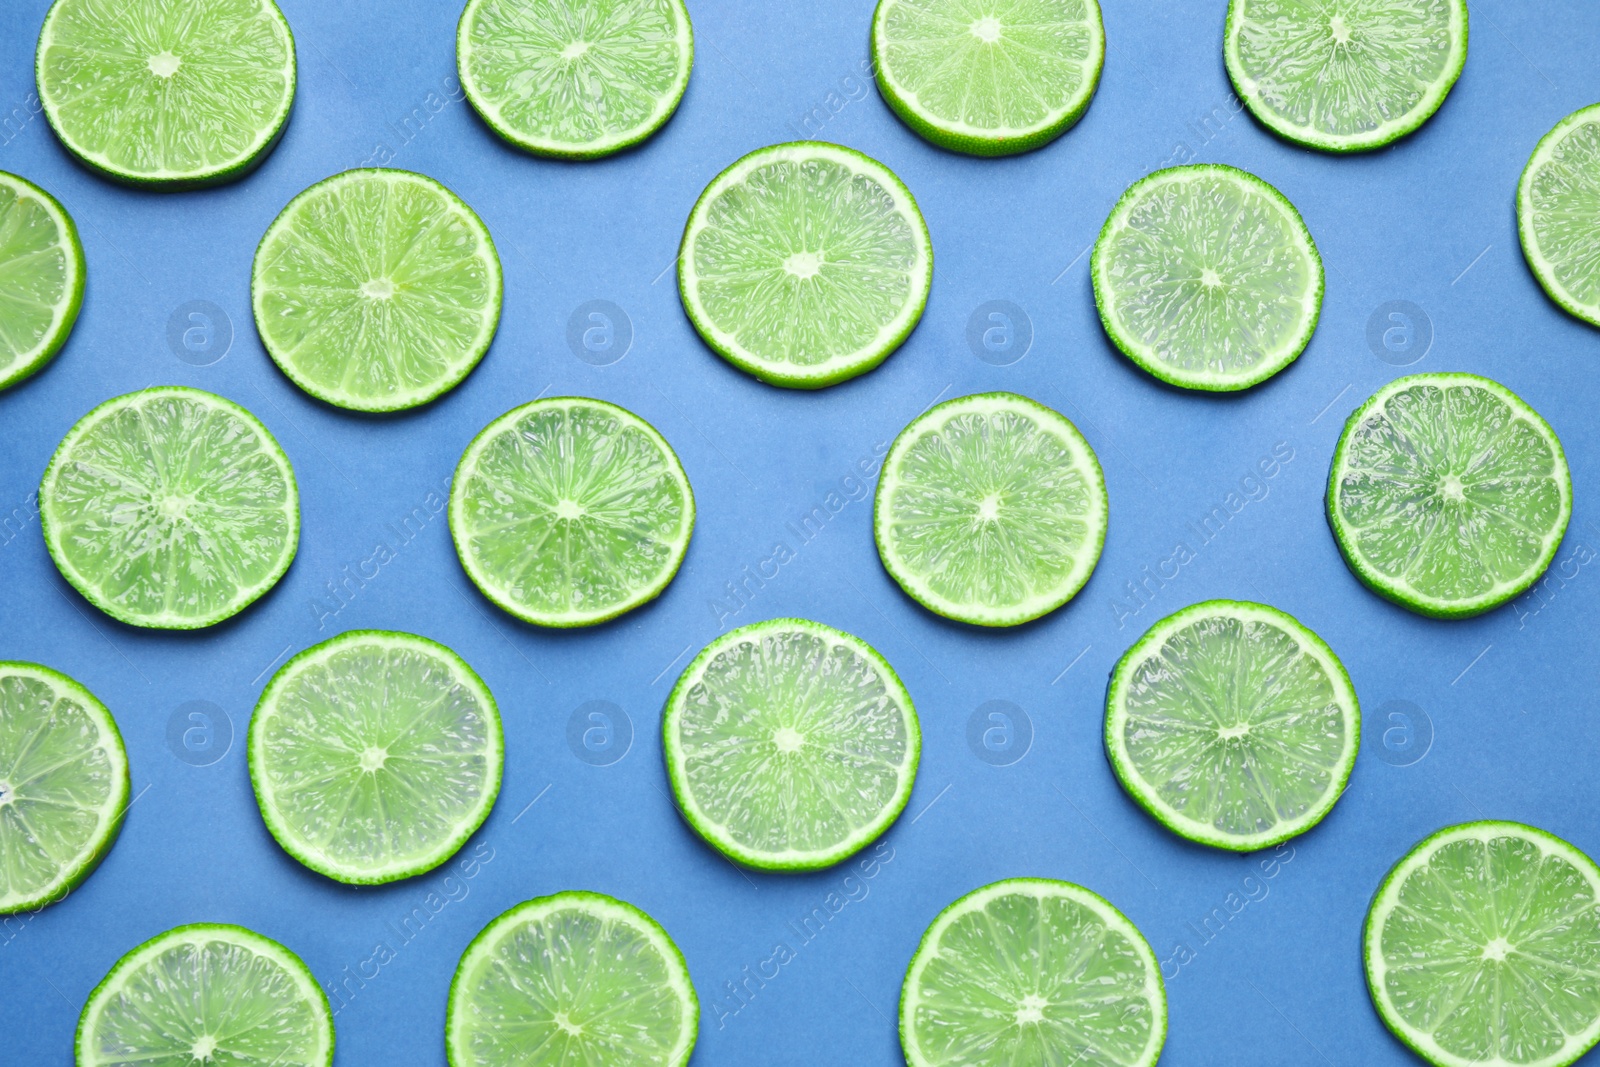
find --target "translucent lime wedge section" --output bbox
[1092,164,1323,391]
[1105,601,1359,851]
[39,387,300,630]
[1519,103,1600,328]
[1328,373,1571,619]
[663,618,920,871]
[447,892,698,1067]
[1365,822,1600,1067]
[249,631,502,885]
[457,0,693,159]
[36,0,296,186]
[875,392,1107,626]
[901,878,1166,1067]
[679,141,933,388]
[77,924,333,1067]
[0,172,84,391]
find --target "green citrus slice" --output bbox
[874,392,1107,627]
[0,662,128,915]
[0,172,84,391]
[1224,0,1468,153]
[678,141,933,388]
[663,618,920,871]
[457,0,693,159]
[1365,821,1600,1067]
[900,878,1166,1067]
[871,0,1105,156]
[39,387,300,630]
[252,169,503,412]
[450,396,694,627]
[447,891,698,1066]
[77,923,333,1067]
[1519,103,1600,329]
[1105,600,1359,852]
[1327,373,1571,619]
[249,630,502,885]
[36,0,296,186]
[1092,164,1323,391]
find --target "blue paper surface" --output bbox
[3,1,1598,1064]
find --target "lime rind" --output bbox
[1091,164,1324,392]
[1326,373,1572,619]
[248,630,503,886]
[874,391,1108,627]
[456,0,694,160]
[870,0,1105,157]
[1518,102,1600,328]
[1224,0,1469,154]
[0,171,85,391]
[1364,821,1600,1067]
[678,141,933,389]
[662,617,921,872]
[1104,600,1360,852]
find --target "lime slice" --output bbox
[249,630,502,885]
[447,891,697,1066]
[0,662,128,915]
[900,878,1166,1067]
[1365,821,1600,1067]
[871,0,1105,157]
[36,0,296,187]
[252,169,502,412]
[77,923,333,1067]
[39,387,300,630]
[1105,600,1359,852]
[678,141,933,389]
[1327,373,1571,619]
[874,392,1107,627]
[663,618,920,871]
[0,172,84,392]
[1224,0,1468,153]
[1519,103,1600,329]
[1092,164,1323,391]
[457,0,693,159]
[450,396,694,627]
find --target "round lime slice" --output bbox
[678,141,933,389]
[0,172,84,392]
[1328,373,1571,619]
[252,169,502,412]
[448,891,698,1066]
[0,662,128,915]
[874,392,1107,627]
[249,630,502,885]
[77,923,333,1067]
[450,396,694,628]
[1519,103,1600,329]
[1365,821,1600,1067]
[1105,600,1359,852]
[1224,0,1468,153]
[457,0,693,159]
[871,0,1104,157]
[1092,164,1323,391]
[40,387,300,630]
[900,878,1166,1067]
[36,0,296,187]
[663,618,920,871]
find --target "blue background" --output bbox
[3,1,1598,1064]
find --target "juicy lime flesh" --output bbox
[1335,382,1566,606]
[44,392,296,627]
[38,0,292,180]
[677,627,912,857]
[456,402,690,622]
[254,172,499,409]
[1524,114,1600,316]
[1098,171,1317,379]
[0,670,120,911]
[0,182,74,376]
[1375,832,1600,1064]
